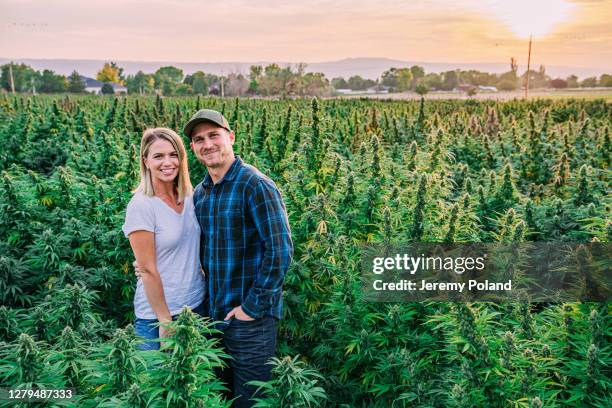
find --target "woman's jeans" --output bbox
[134,302,207,351]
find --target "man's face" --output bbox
[190,122,235,169]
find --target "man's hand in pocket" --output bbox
[224,305,255,321]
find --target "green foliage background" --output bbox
[0,94,610,407]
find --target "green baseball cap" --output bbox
[183,109,231,138]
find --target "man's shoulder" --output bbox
[237,161,276,188]
[236,162,286,209]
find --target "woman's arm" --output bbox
[128,230,172,325]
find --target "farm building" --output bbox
[81,76,127,95]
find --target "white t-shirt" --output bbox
[122,192,204,319]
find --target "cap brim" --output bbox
[183,118,229,138]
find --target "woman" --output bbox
[122,127,205,350]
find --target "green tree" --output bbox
[599,74,612,87]
[566,74,579,88]
[39,69,67,93]
[410,65,425,88]
[184,71,219,95]
[173,83,193,95]
[67,70,86,93]
[497,78,518,91]
[442,70,459,91]
[422,72,443,90]
[125,71,155,95]
[581,77,598,87]
[191,72,210,95]
[381,68,399,89]
[347,75,366,90]
[460,69,498,89]
[497,69,518,91]
[154,66,184,95]
[249,65,263,81]
[415,83,429,95]
[331,77,349,89]
[259,64,295,96]
[303,72,332,97]
[460,70,497,86]
[225,73,249,96]
[396,68,414,92]
[248,65,263,94]
[522,64,549,89]
[101,82,115,95]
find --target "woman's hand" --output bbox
[159,319,174,337]
[133,260,142,278]
[158,318,175,349]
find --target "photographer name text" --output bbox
[372,279,512,292]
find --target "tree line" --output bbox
[1,60,611,97]
[335,60,612,93]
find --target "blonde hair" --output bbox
[136,128,193,202]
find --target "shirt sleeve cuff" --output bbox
[241,297,263,319]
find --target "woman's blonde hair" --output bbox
[136,127,193,202]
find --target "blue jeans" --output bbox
[134,302,206,351]
[216,316,278,408]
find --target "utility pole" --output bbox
[220,69,225,98]
[525,35,532,99]
[8,63,15,94]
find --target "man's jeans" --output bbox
[217,315,278,408]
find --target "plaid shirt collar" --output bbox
[201,155,243,187]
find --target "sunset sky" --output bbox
[2,0,611,71]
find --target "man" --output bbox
[183,109,293,407]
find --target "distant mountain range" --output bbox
[0,57,606,80]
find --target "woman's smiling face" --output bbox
[144,139,180,184]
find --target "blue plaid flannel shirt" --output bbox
[193,156,293,323]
